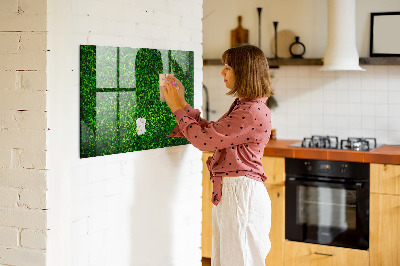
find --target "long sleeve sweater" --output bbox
[169,97,271,205]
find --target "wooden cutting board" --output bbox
[231,16,249,48]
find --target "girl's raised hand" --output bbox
[168,76,187,108]
[161,78,185,113]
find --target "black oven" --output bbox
[285,158,369,250]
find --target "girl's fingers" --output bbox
[164,83,172,93]
[167,76,182,89]
[173,77,182,86]
[171,77,182,88]
[165,81,178,95]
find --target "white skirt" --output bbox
[212,176,271,266]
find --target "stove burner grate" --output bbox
[340,137,377,151]
[301,135,339,149]
[298,136,378,151]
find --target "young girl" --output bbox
[162,44,273,266]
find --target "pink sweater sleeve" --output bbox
[169,104,210,137]
[171,106,256,152]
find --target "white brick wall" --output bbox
[0,0,48,265]
[0,187,19,208]
[46,0,203,266]
[2,0,203,264]
[21,229,47,250]
[0,247,46,266]
[0,227,19,247]
[0,169,47,189]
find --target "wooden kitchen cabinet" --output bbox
[201,152,213,258]
[284,241,369,266]
[201,154,286,266]
[370,163,400,195]
[262,156,285,266]
[370,163,400,266]
[264,184,285,266]
[261,156,285,185]
[370,193,400,266]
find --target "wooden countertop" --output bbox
[263,139,400,165]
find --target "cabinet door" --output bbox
[370,163,400,195]
[370,193,400,266]
[201,152,213,258]
[261,156,285,185]
[265,185,284,266]
[284,241,369,266]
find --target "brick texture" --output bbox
[0,227,19,247]
[3,0,203,265]
[0,208,47,230]
[45,0,203,265]
[21,229,46,250]
[0,187,19,208]
[19,189,47,209]
[0,247,46,266]
[0,169,47,189]
[0,0,47,264]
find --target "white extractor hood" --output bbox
[320,0,365,71]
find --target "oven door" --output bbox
[285,177,369,250]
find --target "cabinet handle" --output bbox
[314,252,335,257]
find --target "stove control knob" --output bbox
[340,164,347,174]
[304,161,312,171]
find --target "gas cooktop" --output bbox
[289,135,382,151]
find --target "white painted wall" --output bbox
[271,65,400,144]
[204,65,400,144]
[204,0,326,59]
[203,0,400,145]
[0,0,48,265]
[203,0,400,58]
[46,0,203,266]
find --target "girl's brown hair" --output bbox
[221,44,273,99]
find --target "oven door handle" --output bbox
[287,177,364,189]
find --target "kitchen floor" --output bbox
[202,257,211,266]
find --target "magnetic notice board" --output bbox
[80,45,194,158]
[370,12,400,57]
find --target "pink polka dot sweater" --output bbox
[169,97,272,206]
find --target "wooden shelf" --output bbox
[203,58,323,67]
[202,59,223,66]
[203,57,400,67]
[268,58,322,67]
[359,57,400,65]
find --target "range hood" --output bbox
[320,0,365,71]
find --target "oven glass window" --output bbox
[297,186,356,230]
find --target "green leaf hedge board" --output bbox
[80,45,194,158]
